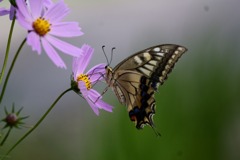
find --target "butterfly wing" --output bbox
[110,44,187,129]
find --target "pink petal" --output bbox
[87,63,106,83]
[72,56,83,79]
[9,5,16,20]
[72,57,78,80]
[88,89,113,112]
[41,37,66,69]
[44,0,69,23]
[16,10,33,30]
[86,98,100,115]
[79,82,100,115]
[95,99,113,112]
[43,0,54,8]
[45,35,82,57]
[73,44,93,76]
[27,32,41,54]
[29,0,43,19]
[89,88,102,98]
[50,22,83,37]
[16,0,32,21]
[0,8,10,16]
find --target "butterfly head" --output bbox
[105,65,114,85]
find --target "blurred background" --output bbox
[0,0,240,159]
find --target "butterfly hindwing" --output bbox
[110,70,156,129]
[128,76,156,129]
[106,44,187,129]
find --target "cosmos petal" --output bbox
[0,8,10,16]
[88,89,113,112]
[29,0,43,19]
[87,63,106,83]
[44,0,69,23]
[41,37,66,69]
[16,10,33,30]
[73,44,93,76]
[95,99,113,112]
[50,22,83,37]
[45,35,82,57]
[79,82,100,115]
[27,32,41,54]
[9,5,16,20]
[86,98,100,115]
[16,0,32,21]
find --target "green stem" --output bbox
[1,88,73,160]
[0,16,16,84]
[0,38,27,104]
[0,127,12,146]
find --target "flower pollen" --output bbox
[32,17,51,36]
[77,74,92,90]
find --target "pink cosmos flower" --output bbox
[15,0,83,68]
[72,44,113,115]
[0,0,16,20]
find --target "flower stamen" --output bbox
[32,17,51,36]
[77,74,92,90]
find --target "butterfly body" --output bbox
[105,44,187,129]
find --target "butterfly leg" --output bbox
[93,85,109,104]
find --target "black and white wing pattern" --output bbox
[105,44,187,130]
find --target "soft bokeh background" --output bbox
[0,0,240,159]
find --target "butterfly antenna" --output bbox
[109,47,116,66]
[102,45,110,66]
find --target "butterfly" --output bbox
[105,44,187,132]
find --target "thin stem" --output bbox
[0,38,27,104]
[0,15,16,84]
[1,88,73,160]
[0,127,12,146]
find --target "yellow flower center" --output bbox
[77,74,92,90]
[32,18,51,36]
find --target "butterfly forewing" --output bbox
[106,44,187,129]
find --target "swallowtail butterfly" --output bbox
[105,44,187,132]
